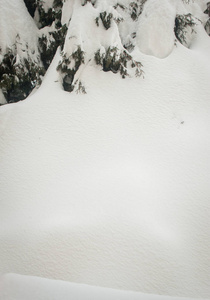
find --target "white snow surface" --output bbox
[136,0,208,58]
[1,1,210,299]
[0,0,39,56]
[0,274,207,300]
[0,90,6,105]
[137,0,176,58]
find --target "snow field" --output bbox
[0,0,210,298]
[1,29,210,297]
[0,274,206,300]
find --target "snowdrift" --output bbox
[0,274,207,300]
[0,0,210,299]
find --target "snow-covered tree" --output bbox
[0,0,66,103]
[0,0,43,103]
[0,0,209,104]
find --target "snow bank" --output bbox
[136,0,209,58]
[137,0,176,58]
[0,1,210,299]
[0,274,205,300]
[0,90,6,105]
[1,31,210,297]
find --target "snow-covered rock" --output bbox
[137,0,176,58]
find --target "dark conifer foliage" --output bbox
[1,0,209,104]
[23,0,37,17]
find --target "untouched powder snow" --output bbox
[1,31,210,297]
[136,0,208,58]
[137,0,177,58]
[0,0,210,299]
[0,274,207,300]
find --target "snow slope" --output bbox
[0,274,206,300]
[0,1,210,299]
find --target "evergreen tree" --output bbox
[0,0,209,104]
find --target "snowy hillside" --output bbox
[1,0,209,103]
[0,0,210,299]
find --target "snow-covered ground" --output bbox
[0,273,206,300]
[0,0,210,299]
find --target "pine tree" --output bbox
[0,0,209,104]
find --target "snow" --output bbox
[61,0,74,26]
[0,0,42,101]
[177,0,209,22]
[62,2,123,62]
[0,274,206,300]
[0,90,6,105]
[0,0,210,299]
[136,0,209,58]
[137,0,176,58]
[0,0,39,56]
